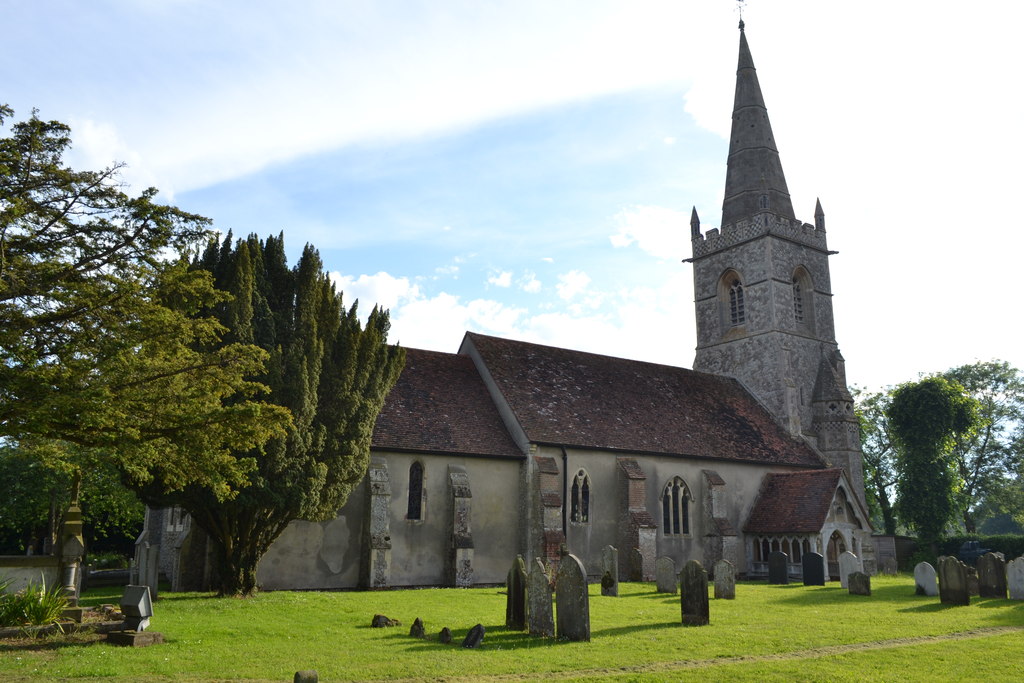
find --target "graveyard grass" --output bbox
[2,576,1023,681]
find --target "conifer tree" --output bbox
[145,233,404,596]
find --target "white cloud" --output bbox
[487,271,512,288]
[329,271,420,313]
[556,270,591,300]
[519,271,542,294]
[610,205,688,260]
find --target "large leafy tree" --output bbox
[141,233,405,596]
[0,106,290,497]
[854,388,899,535]
[941,360,1024,533]
[887,376,981,549]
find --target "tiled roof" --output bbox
[743,469,843,533]
[463,332,826,467]
[371,348,522,458]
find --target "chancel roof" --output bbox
[743,469,844,534]
[461,332,826,467]
[371,348,522,458]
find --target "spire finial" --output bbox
[737,0,746,30]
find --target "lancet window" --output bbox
[570,469,591,524]
[662,477,691,536]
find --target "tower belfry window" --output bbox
[792,278,804,324]
[729,279,745,325]
[759,194,770,210]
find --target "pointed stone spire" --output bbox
[721,22,795,227]
[690,206,701,239]
[814,198,825,231]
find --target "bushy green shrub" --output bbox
[0,577,69,628]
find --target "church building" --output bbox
[151,22,874,590]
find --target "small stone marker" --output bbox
[914,562,939,596]
[409,617,425,638]
[655,556,677,594]
[848,571,871,596]
[938,556,970,606]
[977,552,1007,599]
[802,552,826,586]
[881,556,899,575]
[966,567,980,597]
[767,551,789,584]
[680,560,709,626]
[527,557,554,637]
[555,553,590,641]
[371,614,400,627]
[630,548,644,581]
[713,559,735,600]
[838,551,860,589]
[439,627,453,644]
[1008,557,1024,600]
[601,545,619,597]
[294,671,318,683]
[462,623,485,648]
[506,555,528,630]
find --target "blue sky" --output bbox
[5,0,1023,391]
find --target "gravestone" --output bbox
[630,548,644,581]
[439,627,452,644]
[938,556,970,606]
[505,555,527,630]
[713,559,735,600]
[802,552,826,586]
[838,551,860,589]
[601,545,619,597]
[881,556,899,575]
[555,553,590,641]
[767,551,789,584]
[914,562,938,596]
[655,557,677,594]
[966,567,980,596]
[527,558,554,638]
[680,560,709,626]
[409,618,425,638]
[1008,557,1024,600]
[848,571,871,596]
[977,552,1007,599]
[462,623,485,648]
[294,672,318,683]
[371,614,400,627]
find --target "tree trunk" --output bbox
[212,537,264,597]
[963,510,977,535]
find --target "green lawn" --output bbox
[1,575,1023,681]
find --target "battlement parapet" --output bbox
[691,212,827,258]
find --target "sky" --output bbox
[4,0,1023,392]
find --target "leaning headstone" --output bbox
[680,560,709,626]
[527,558,554,637]
[938,556,970,606]
[655,557,677,594]
[802,552,826,586]
[1008,557,1024,600]
[713,559,735,600]
[767,551,789,584]
[914,562,938,596]
[439,627,453,644]
[977,552,1008,599]
[294,672,318,683]
[409,618,425,638]
[848,571,871,596]
[505,555,528,630]
[462,623,485,648]
[966,567,980,596]
[555,553,590,641]
[601,545,619,597]
[838,551,860,589]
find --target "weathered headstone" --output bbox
[802,552,826,586]
[966,567,980,596]
[371,614,400,627]
[462,623,485,648]
[555,553,590,641]
[601,545,619,597]
[767,551,789,584]
[439,627,452,644]
[1008,557,1024,600]
[655,556,677,594]
[409,618,425,638]
[838,551,860,589]
[630,548,644,581]
[294,671,318,683]
[680,560,709,626]
[527,558,554,638]
[977,552,1007,599]
[505,555,528,630]
[881,556,899,575]
[848,571,871,596]
[938,556,970,606]
[914,562,938,596]
[713,559,735,599]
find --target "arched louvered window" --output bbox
[792,278,804,324]
[570,469,591,524]
[661,477,691,536]
[729,278,745,326]
[407,461,424,521]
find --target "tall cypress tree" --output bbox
[145,233,404,595]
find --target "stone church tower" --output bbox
[688,21,865,506]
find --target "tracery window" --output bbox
[407,461,424,521]
[661,477,691,536]
[728,278,745,326]
[570,469,591,524]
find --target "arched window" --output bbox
[791,267,814,331]
[407,461,424,521]
[729,278,745,326]
[661,477,691,536]
[570,469,590,524]
[759,194,770,210]
[792,278,804,324]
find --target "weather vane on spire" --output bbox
[737,0,747,30]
